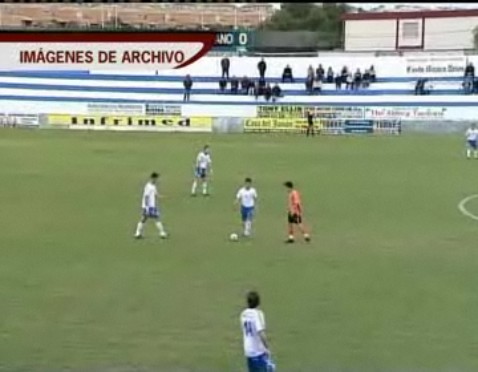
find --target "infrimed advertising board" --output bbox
[47,114,212,132]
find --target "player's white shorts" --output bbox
[195,167,207,179]
[142,207,159,218]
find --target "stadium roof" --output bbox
[342,7,478,20]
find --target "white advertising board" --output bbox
[0,99,478,123]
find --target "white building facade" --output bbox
[343,9,478,52]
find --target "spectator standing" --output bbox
[326,67,334,83]
[230,76,239,94]
[305,75,314,94]
[258,76,266,93]
[219,77,227,93]
[362,69,371,88]
[370,65,376,82]
[258,58,267,79]
[341,66,348,83]
[221,56,230,79]
[465,62,475,78]
[282,65,294,83]
[335,73,342,90]
[316,64,325,81]
[241,76,250,95]
[183,74,193,102]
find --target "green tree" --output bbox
[260,3,350,47]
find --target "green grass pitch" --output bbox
[1,129,478,372]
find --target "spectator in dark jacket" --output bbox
[264,83,272,101]
[241,76,250,94]
[370,65,376,82]
[316,64,325,81]
[258,77,266,92]
[362,69,371,88]
[272,83,282,101]
[258,58,266,79]
[341,66,348,83]
[335,73,342,90]
[221,56,230,79]
[230,76,239,94]
[326,67,334,83]
[183,75,192,101]
[282,65,294,83]
[219,77,227,93]
[465,62,475,78]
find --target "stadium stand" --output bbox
[0,66,467,105]
[0,4,275,29]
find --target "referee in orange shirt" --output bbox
[284,181,310,243]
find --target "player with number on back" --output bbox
[235,178,258,237]
[240,291,275,372]
[191,145,212,196]
[134,172,167,239]
[465,124,478,159]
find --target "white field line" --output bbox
[458,194,478,221]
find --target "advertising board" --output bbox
[257,105,364,120]
[0,113,39,127]
[404,56,467,77]
[47,114,212,132]
[87,103,145,115]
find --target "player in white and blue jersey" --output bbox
[191,145,212,196]
[134,172,167,239]
[466,124,478,159]
[240,291,275,372]
[235,178,258,237]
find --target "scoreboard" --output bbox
[214,31,251,51]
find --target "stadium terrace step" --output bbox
[0,70,465,83]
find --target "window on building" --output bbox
[402,21,419,39]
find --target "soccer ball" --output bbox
[230,233,239,241]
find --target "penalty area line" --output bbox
[458,194,478,221]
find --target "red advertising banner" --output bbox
[0,31,216,70]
